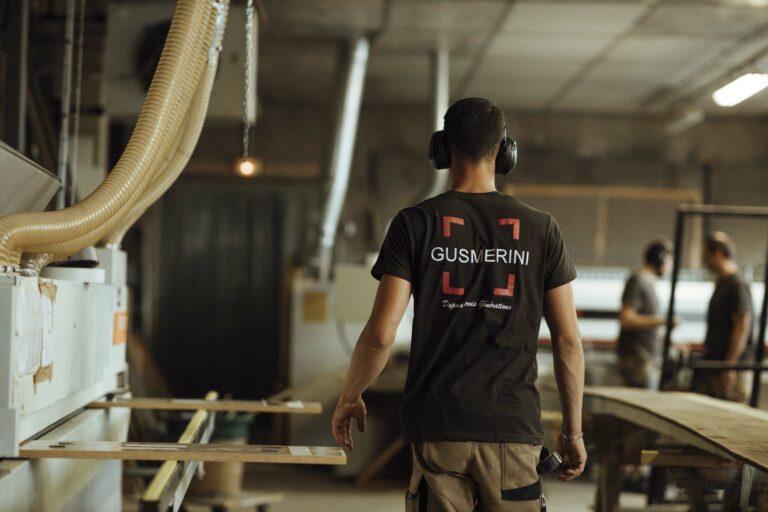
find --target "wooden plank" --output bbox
[141,390,218,509]
[641,450,739,469]
[585,387,768,472]
[87,397,321,415]
[185,492,283,508]
[20,441,347,465]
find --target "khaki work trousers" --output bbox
[406,441,542,512]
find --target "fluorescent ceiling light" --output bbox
[712,73,768,107]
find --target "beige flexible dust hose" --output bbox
[27,5,222,257]
[38,3,226,253]
[19,1,217,261]
[101,57,220,246]
[0,0,215,268]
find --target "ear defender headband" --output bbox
[428,128,518,175]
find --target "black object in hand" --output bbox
[537,447,563,475]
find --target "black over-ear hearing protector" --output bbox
[429,128,518,175]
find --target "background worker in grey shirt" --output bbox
[616,240,673,389]
[694,231,754,402]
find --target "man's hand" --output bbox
[329,275,410,450]
[331,395,367,451]
[556,434,587,481]
[716,370,736,398]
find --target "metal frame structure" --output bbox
[660,204,768,408]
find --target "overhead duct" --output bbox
[0,0,225,269]
[424,43,450,199]
[101,8,228,247]
[44,5,228,255]
[36,1,226,257]
[316,37,370,282]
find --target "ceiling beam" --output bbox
[542,0,663,112]
[641,19,768,113]
[454,0,517,97]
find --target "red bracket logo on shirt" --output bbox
[493,274,516,297]
[442,216,465,237]
[499,218,520,240]
[442,272,465,296]
[438,216,521,298]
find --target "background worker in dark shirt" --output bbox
[331,98,586,512]
[616,240,673,389]
[693,231,754,402]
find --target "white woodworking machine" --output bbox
[0,144,131,511]
[0,2,345,510]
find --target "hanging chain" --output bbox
[242,0,255,159]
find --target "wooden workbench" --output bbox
[586,387,768,511]
[585,386,768,473]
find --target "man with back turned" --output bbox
[332,98,586,511]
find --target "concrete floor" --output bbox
[242,465,648,512]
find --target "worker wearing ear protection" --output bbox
[616,240,674,390]
[332,98,586,511]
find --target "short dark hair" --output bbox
[706,231,735,259]
[444,98,504,162]
[644,239,672,267]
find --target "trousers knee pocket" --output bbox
[500,443,541,501]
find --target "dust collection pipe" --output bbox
[22,0,221,259]
[101,3,228,246]
[50,2,225,250]
[0,0,219,269]
[317,37,370,282]
[25,3,224,260]
[37,1,225,254]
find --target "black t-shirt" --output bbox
[371,190,576,443]
[617,270,661,359]
[703,273,754,361]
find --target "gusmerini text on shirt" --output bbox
[430,246,531,265]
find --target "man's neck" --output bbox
[449,158,497,193]
[640,264,659,279]
[717,260,738,278]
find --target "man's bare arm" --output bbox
[332,275,411,449]
[545,282,584,435]
[544,282,586,480]
[724,311,751,363]
[618,305,666,331]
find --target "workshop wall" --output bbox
[187,100,768,271]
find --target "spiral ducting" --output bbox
[100,5,227,246]
[0,0,222,268]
